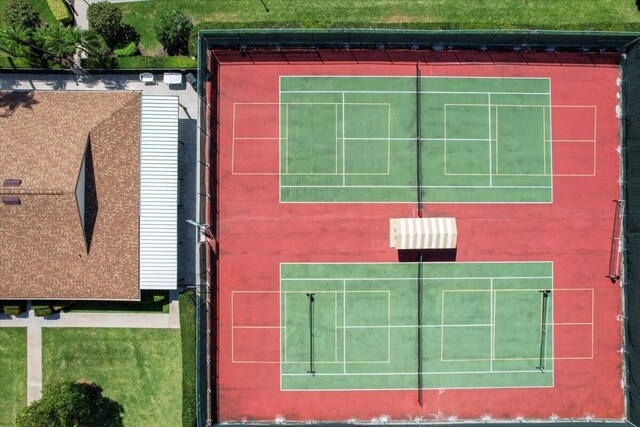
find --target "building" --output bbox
[0,90,178,300]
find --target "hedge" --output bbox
[33,306,54,317]
[3,305,23,316]
[82,55,196,70]
[188,20,640,57]
[179,290,196,427]
[46,0,72,25]
[0,56,60,69]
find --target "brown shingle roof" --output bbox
[0,91,141,300]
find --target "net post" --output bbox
[417,252,424,406]
[416,62,423,218]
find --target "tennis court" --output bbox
[280,262,553,390]
[280,76,552,203]
[216,48,622,421]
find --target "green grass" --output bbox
[279,262,553,390]
[179,291,196,427]
[119,0,640,54]
[42,328,182,427]
[0,328,27,427]
[279,76,551,203]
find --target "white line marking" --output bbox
[282,369,552,377]
[488,94,493,187]
[489,278,494,371]
[343,279,347,374]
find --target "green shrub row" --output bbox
[46,0,72,25]
[188,20,640,57]
[179,290,197,427]
[33,306,54,317]
[0,55,33,69]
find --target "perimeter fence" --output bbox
[196,28,640,427]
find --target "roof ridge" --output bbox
[87,92,141,137]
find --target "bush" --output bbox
[3,305,23,316]
[179,290,196,427]
[87,2,138,49]
[154,9,192,55]
[1,0,40,29]
[82,54,196,70]
[113,41,138,57]
[46,0,72,25]
[33,306,54,317]
[87,2,121,47]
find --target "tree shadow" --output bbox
[0,91,38,118]
[84,139,98,253]
[397,249,457,262]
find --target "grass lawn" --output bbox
[43,328,182,427]
[119,0,640,54]
[0,328,27,427]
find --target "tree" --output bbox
[86,1,122,48]
[34,24,76,64]
[0,25,35,58]
[1,0,40,29]
[16,380,124,427]
[154,9,192,55]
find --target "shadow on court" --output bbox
[397,249,457,262]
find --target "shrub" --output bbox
[87,2,138,49]
[1,0,40,29]
[3,305,23,316]
[113,41,138,57]
[154,9,192,55]
[46,0,72,25]
[179,290,196,427]
[33,306,54,317]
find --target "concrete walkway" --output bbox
[26,304,42,404]
[1,294,180,404]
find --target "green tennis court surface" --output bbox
[280,76,552,203]
[280,262,553,390]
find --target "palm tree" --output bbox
[69,28,104,56]
[34,25,75,65]
[0,25,33,58]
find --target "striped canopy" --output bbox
[389,218,457,250]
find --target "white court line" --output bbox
[282,369,551,377]
[342,280,346,374]
[488,95,493,187]
[342,93,345,186]
[283,75,551,80]
[281,185,551,189]
[281,90,549,95]
[282,276,552,281]
[489,278,494,371]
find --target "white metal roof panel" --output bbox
[140,95,178,290]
